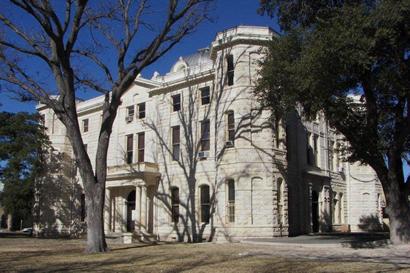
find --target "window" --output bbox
[137,103,146,119]
[227,54,234,86]
[307,132,313,165]
[227,179,235,223]
[226,111,235,147]
[200,86,210,105]
[126,106,134,122]
[277,178,284,225]
[83,119,89,133]
[200,119,210,151]
[172,94,181,112]
[171,187,179,223]
[39,114,46,126]
[172,126,180,161]
[328,140,334,171]
[200,185,210,223]
[126,134,133,164]
[80,193,86,222]
[84,143,88,153]
[137,132,145,162]
[313,134,319,166]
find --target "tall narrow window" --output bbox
[126,106,134,122]
[171,187,179,223]
[200,86,210,105]
[172,126,180,161]
[83,119,89,133]
[172,94,181,112]
[226,111,235,147]
[313,134,319,167]
[227,54,234,86]
[126,134,133,164]
[137,132,145,162]
[200,119,210,151]
[80,193,86,222]
[138,103,146,119]
[328,140,334,171]
[227,179,235,223]
[307,132,313,165]
[200,185,210,223]
[277,178,283,225]
[84,143,88,153]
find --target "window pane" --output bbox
[227,55,234,86]
[201,87,210,105]
[201,120,210,151]
[138,133,144,162]
[172,94,181,111]
[138,103,145,119]
[228,180,235,201]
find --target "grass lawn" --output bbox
[0,237,409,273]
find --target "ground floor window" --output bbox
[200,185,210,223]
[171,187,180,223]
[227,179,235,223]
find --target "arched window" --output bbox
[171,187,180,223]
[227,179,235,223]
[200,185,210,223]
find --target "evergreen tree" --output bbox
[0,112,49,230]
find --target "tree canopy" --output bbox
[256,0,410,244]
[0,112,49,230]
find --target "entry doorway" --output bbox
[126,190,136,232]
[311,190,319,233]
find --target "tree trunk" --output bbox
[85,181,107,252]
[386,184,410,244]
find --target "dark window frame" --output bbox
[200,185,210,223]
[227,54,234,86]
[138,102,146,119]
[226,111,235,147]
[137,132,145,162]
[200,119,210,151]
[126,134,133,164]
[227,179,235,223]
[171,187,180,223]
[172,126,180,161]
[200,86,210,105]
[83,118,89,133]
[172,94,181,112]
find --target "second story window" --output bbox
[227,54,234,86]
[83,118,89,133]
[137,103,145,119]
[328,140,334,171]
[126,106,134,123]
[126,134,133,164]
[172,126,180,161]
[172,94,181,112]
[313,134,319,167]
[200,86,210,105]
[200,119,210,151]
[137,132,145,162]
[226,111,235,147]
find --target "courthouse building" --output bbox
[36,26,385,242]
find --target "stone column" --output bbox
[141,185,147,228]
[104,188,111,233]
[135,186,141,230]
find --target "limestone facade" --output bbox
[36,26,385,241]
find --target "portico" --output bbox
[104,162,160,240]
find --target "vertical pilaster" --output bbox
[141,185,147,228]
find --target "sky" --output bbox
[0,0,408,180]
[0,0,279,114]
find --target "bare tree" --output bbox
[0,0,212,253]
